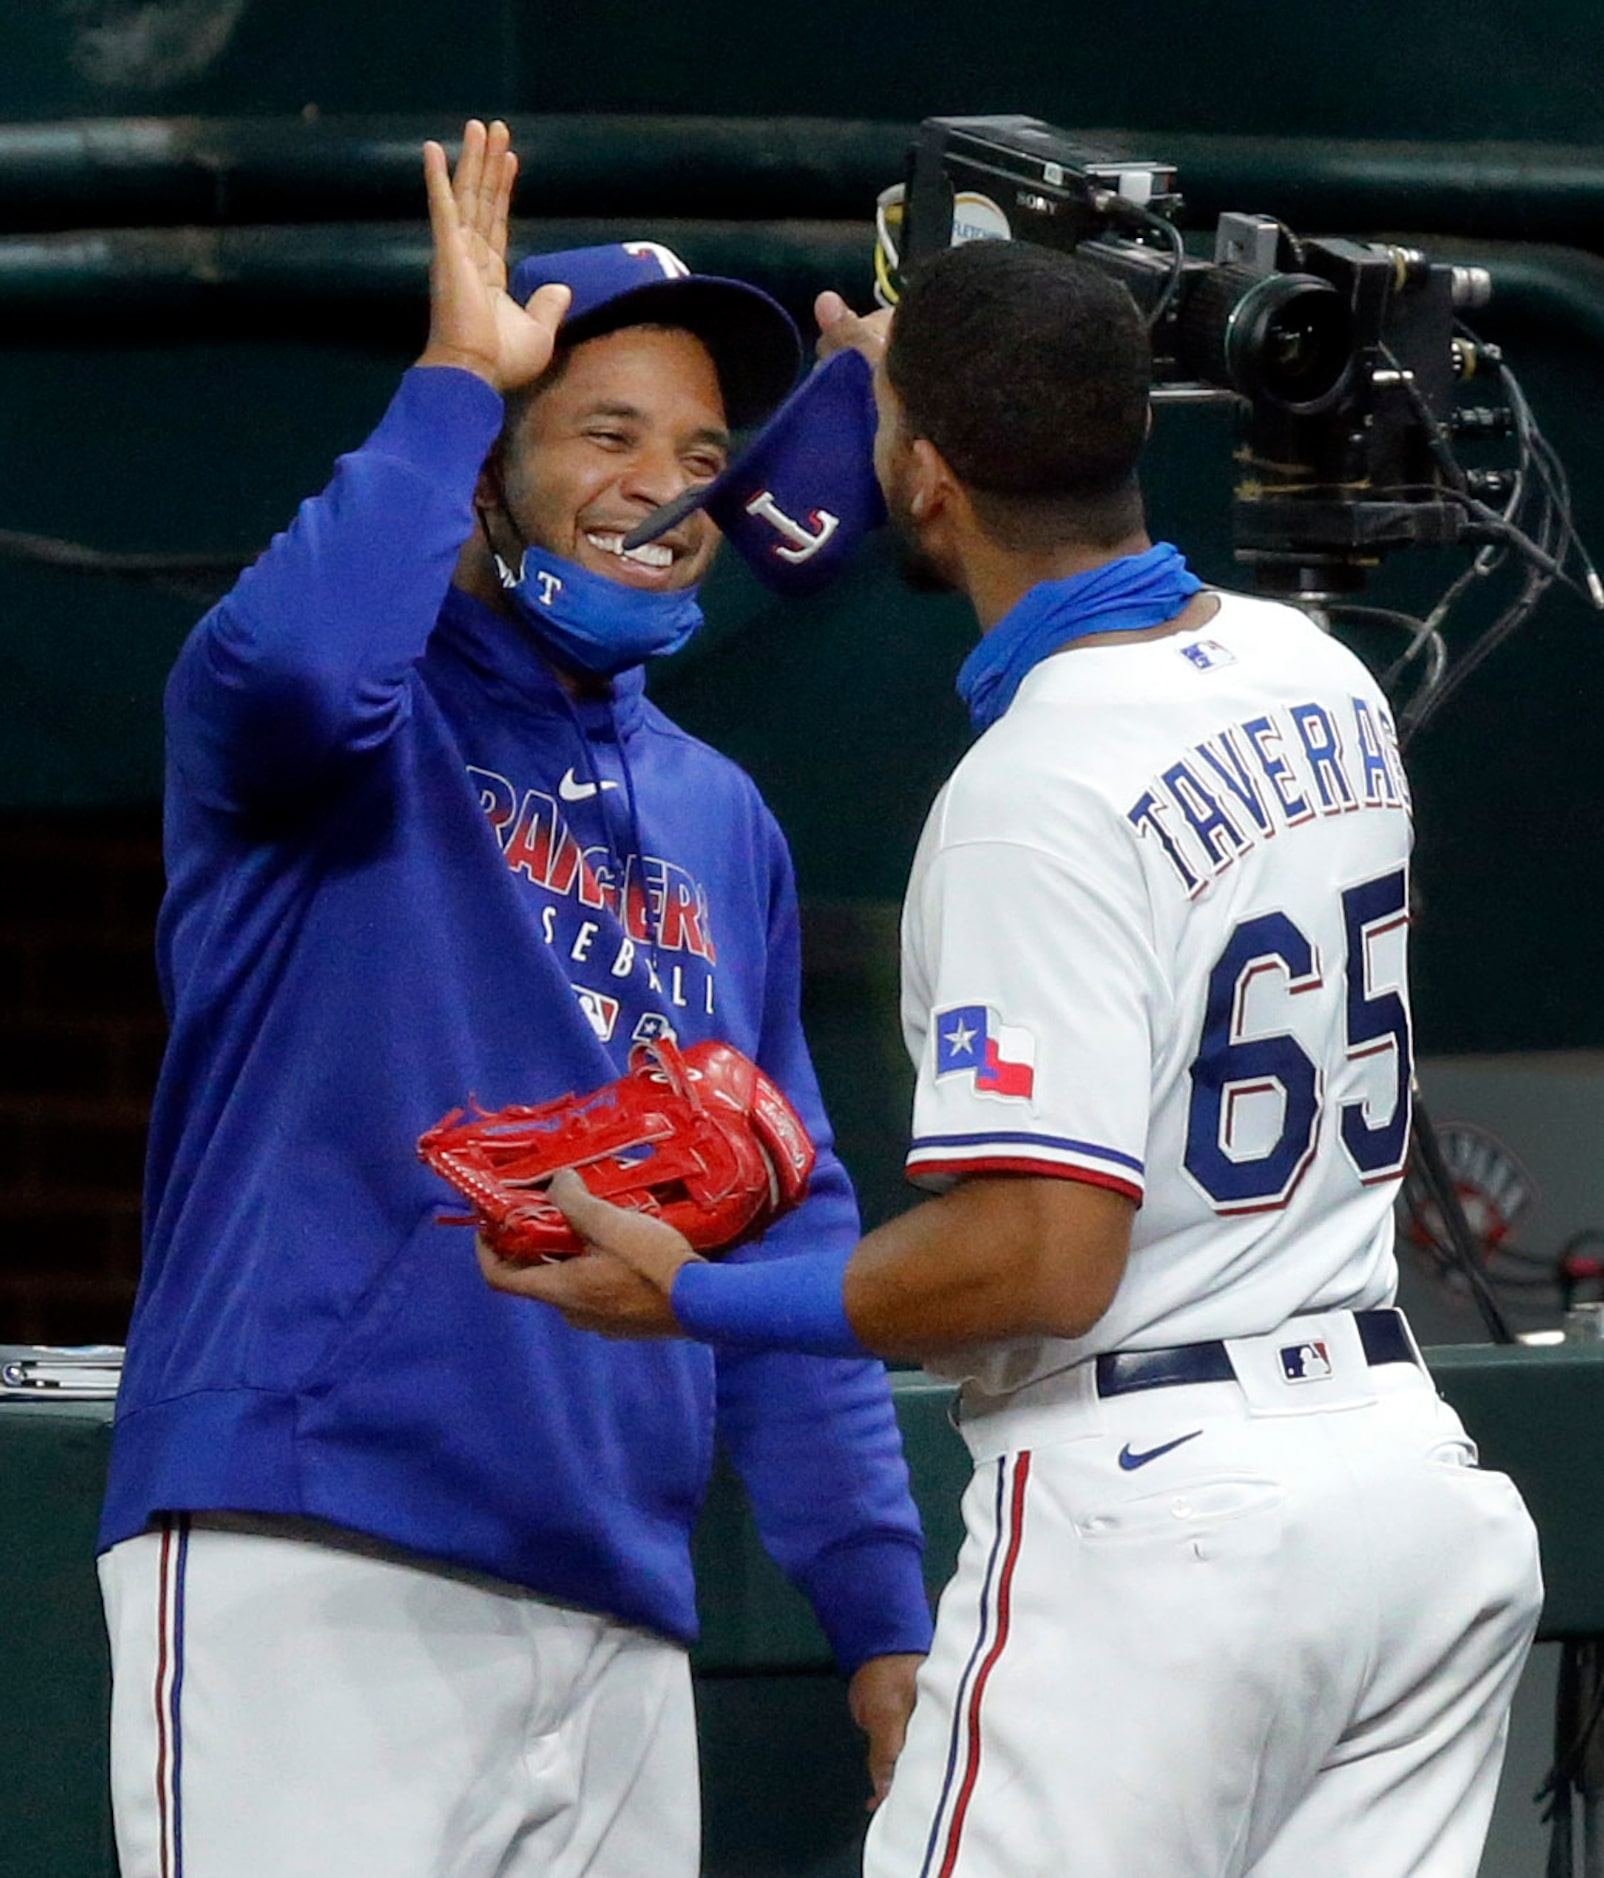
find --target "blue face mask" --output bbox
[496,542,704,678]
[956,543,1202,731]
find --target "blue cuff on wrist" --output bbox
[805,1536,935,1672]
[671,1244,866,1357]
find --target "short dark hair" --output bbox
[885,242,1151,549]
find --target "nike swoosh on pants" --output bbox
[1117,1430,1204,1471]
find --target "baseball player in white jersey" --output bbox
[485,239,1544,1875]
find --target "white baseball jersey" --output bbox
[901,591,1414,1394]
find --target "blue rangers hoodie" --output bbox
[99,365,932,1668]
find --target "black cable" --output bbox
[1378,578,1461,680]
[1406,1225,1559,1291]
[1537,1645,1604,1829]
[1326,602,1433,637]
[1108,199,1188,333]
[0,525,250,579]
[1378,342,1468,492]
[1408,1099,1516,1344]
[1268,219,1306,270]
[1321,602,1449,726]
[1305,335,1602,745]
[1274,451,1596,749]
[1400,576,1546,746]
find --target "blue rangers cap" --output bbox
[509,241,802,430]
[621,346,887,598]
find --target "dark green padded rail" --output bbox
[0,117,908,229]
[3,1343,1602,1875]
[0,219,867,345]
[5,223,1604,350]
[2,117,1604,348]
[3,118,1604,248]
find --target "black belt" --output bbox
[1094,1309,1416,1399]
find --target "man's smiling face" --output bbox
[498,324,729,592]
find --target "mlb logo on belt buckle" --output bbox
[1279,1341,1332,1383]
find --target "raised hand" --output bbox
[417,118,571,393]
[815,289,893,365]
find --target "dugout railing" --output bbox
[4,1341,1602,1876]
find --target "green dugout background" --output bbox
[5,2,1604,1872]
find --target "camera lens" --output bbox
[1179,266,1353,412]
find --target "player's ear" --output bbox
[475,437,508,511]
[908,437,959,521]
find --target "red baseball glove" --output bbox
[418,1036,816,1263]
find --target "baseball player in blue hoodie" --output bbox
[96,119,931,1878]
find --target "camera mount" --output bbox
[880,113,1603,741]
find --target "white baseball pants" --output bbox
[866,1318,1542,1877]
[98,1514,699,1878]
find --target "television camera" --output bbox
[876,114,1603,744]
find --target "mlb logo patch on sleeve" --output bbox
[935,1004,1036,1100]
[1279,1341,1333,1382]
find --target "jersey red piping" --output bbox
[936,1449,1032,1878]
[906,1155,1143,1203]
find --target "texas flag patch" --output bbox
[935,1004,1036,1100]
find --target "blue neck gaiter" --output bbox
[956,542,1202,732]
[497,543,704,677]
